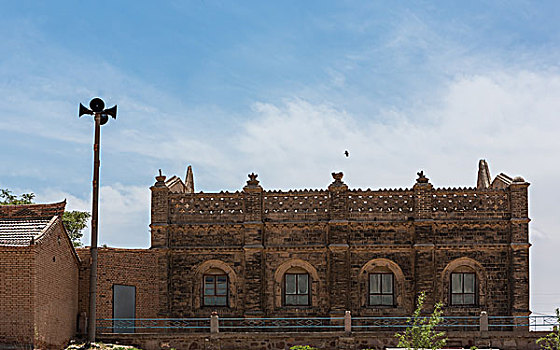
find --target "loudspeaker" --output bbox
[79,103,93,117]
[100,115,109,125]
[89,98,105,112]
[104,105,117,119]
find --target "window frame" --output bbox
[450,272,477,306]
[368,272,395,307]
[202,274,229,307]
[283,273,310,306]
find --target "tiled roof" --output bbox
[0,201,66,219]
[0,218,52,246]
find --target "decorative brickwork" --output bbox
[135,161,531,321]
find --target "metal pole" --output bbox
[88,113,101,343]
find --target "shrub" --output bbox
[394,291,447,350]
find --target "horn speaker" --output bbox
[79,103,93,117]
[104,105,117,119]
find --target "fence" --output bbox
[97,312,559,334]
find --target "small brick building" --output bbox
[0,202,79,349]
[79,160,530,326]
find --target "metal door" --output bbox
[113,284,136,333]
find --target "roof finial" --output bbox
[477,159,491,189]
[185,165,195,193]
[328,171,347,190]
[416,170,429,183]
[246,173,260,186]
[332,172,344,183]
[155,169,166,186]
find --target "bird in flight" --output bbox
[344,150,349,157]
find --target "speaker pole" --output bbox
[88,111,101,343]
[78,97,117,345]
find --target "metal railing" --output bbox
[219,317,344,332]
[352,316,479,330]
[97,318,209,333]
[97,312,558,334]
[488,315,559,331]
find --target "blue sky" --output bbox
[1,1,560,314]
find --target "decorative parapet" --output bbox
[431,188,510,220]
[168,192,245,223]
[348,189,413,221]
[263,190,329,221]
[154,168,526,225]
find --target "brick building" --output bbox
[80,160,530,325]
[0,202,79,349]
[0,159,532,348]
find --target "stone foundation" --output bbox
[100,331,547,350]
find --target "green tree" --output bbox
[395,291,447,350]
[0,188,35,205]
[537,308,560,350]
[1,188,90,247]
[63,210,91,247]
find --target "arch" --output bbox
[441,257,487,307]
[193,260,238,309]
[273,259,320,308]
[358,258,408,309]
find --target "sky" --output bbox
[1,1,559,315]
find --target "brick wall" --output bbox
[77,248,164,330]
[0,246,34,347]
[33,218,79,349]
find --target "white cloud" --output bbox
[221,69,560,315]
[35,184,150,248]
[34,189,90,212]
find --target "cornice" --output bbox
[328,243,349,252]
[510,242,531,250]
[510,218,531,224]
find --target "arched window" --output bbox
[441,257,486,308]
[284,267,310,306]
[359,258,406,309]
[203,268,228,306]
[273,259,320,309]
[450,266,476,306]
